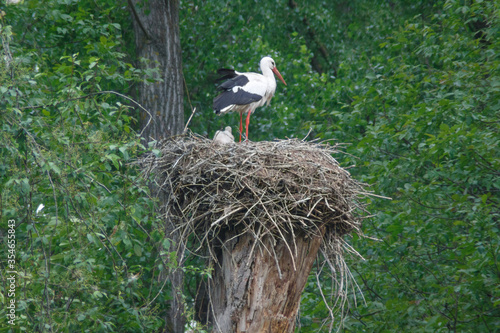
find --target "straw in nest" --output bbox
[141,132,375,329]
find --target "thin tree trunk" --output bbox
[130,0,184,141]
[129,1,185,332]
[210,227,325,332]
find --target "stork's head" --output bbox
[260,56,287,86]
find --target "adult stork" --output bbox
[213,56,287,142]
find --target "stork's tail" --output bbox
[216,68,237,82]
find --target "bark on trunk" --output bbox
[129,1,185,332]
[210,227,325,332]
[130,0,184,141]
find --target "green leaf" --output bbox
[133,244,142,257]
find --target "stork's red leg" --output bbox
[245,110,252,141]
[239,111,243,142]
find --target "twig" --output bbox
[183,107,197,134]
[141,133,375,332]
[18,90,155,137]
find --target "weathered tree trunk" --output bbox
[210,227,326,332]
[129,1,185,332]
[130,0,184,141]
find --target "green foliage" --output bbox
[180,0,435,142]
[305,1,500,331]
[2,0,498,331]
[182,0,499,331]
[0,1,175,331]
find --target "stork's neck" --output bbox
[260,66,277,95]
[260,65,275,80]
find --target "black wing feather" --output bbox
[217,75,250,91]
[216,68,238,82]
[213,69,263,113]
[213,88,262,113]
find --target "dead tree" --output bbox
[143,133,369,332]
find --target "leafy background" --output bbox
[1,0,498,332]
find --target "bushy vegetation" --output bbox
[1,1,172,331]
[182,1,499,331]
[1,0,498,331]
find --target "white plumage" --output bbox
[213,57,286,141]
[213,126,235,145]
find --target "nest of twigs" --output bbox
[142,132,369,257]
[142,132,373,328]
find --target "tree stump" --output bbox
[142,133,368,332]
[211,227,325,332]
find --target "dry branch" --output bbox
[141,132,373,331]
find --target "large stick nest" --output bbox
[142,132,369,257]
[142,132,374,328]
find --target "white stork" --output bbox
[213,56,287,142]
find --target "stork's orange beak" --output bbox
[272,67,287,86]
